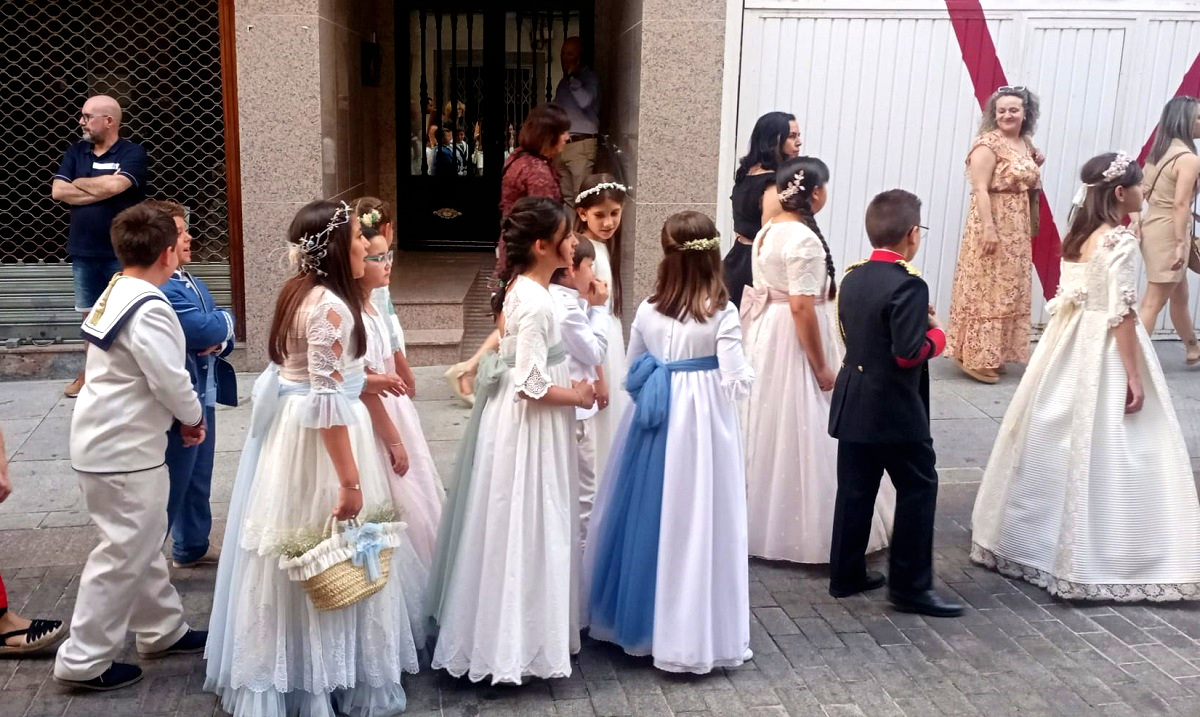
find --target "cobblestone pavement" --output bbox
[4,349,1200,716]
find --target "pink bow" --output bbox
[739,285,790,326]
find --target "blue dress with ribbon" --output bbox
[587,351,720,653]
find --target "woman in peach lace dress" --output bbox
[947,87,1044,383]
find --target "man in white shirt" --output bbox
[55,202,208,691]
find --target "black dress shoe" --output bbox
[139,628,208,660]
[888,589,964,618]
[829,570,886,598]
[55,662,143,691]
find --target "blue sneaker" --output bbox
[139,628,207,660]
[55,662,143,691]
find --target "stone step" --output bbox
[390,251,490,331]
[404,327,463,368]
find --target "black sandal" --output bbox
[0,619,67,656]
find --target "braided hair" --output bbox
[491,196,568,315]
[775,156,835,299]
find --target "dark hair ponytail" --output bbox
[491,196,568,314]
[776,156,835,300]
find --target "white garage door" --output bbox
[719,0,1200,334]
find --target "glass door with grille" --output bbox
[399,3,591,251]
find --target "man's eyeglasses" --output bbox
[80,113,111,122]
[364,251,394,264]
[995,85,1026,93]
[914,224,929,238]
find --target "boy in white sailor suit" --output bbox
[55,202,208,692]
[548,236,610,544]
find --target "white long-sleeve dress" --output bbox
[429,276,580,683]
[205,287,426,717]
[971,228,1200,601]
[742,220,894,563]
[589,237,629,479]
[584,300,755,673]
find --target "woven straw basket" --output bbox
[303,547,393,611]
[280,517,405,612]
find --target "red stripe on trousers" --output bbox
[946,0,1061,299]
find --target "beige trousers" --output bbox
[558,138,598,207]
[55,465,189,680]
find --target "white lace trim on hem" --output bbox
[970,543,1200,602]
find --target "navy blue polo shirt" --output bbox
[54,139,149,259]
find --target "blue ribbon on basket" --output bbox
[343,522,386,581]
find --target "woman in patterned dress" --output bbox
[946,86,1045,384]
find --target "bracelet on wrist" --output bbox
[341,484,361,491]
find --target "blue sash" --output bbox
[588,352,719,651]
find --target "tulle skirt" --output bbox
[205,369,426,717]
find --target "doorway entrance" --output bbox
[397,3,594,251]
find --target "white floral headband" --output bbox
[1090,151,1133,185]
[679,237,721,252]
[575,181,628,204]
[359,208,382,229]
[293,201,352,277]
[1070,150,1136,210]
[777,170,806,201]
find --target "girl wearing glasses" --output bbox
[354,197,445,570]
[946,86,1045,384]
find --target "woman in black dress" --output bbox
[726,112,802,308]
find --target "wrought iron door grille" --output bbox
[0,0,230,266]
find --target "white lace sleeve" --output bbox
[513,292,554,400]
[303,300,358,428]
[1104,229,1139,328]
[784,230,827,296]
[715,302,755,401]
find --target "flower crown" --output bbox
[678,237,721,252]
[359,208,382,229]
[294,201,352,277]
[575,181,628,204]
[777,170,806,201]
[1088,151,1133,185]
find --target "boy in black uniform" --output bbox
[828,189,963,618]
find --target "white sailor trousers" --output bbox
[55,464,189,680]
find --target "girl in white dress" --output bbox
[356,227,445,569]
[428,196,597,684]
[354,198,412,371]
[971,152,1200,601]
[574,174,629,480]
[743,158,894,564]
[584,211,756,674]
[205,200,426,717]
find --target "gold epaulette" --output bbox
[843,259,868,273]
[896,260,921,277]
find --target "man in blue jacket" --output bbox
[149,200,237,568]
